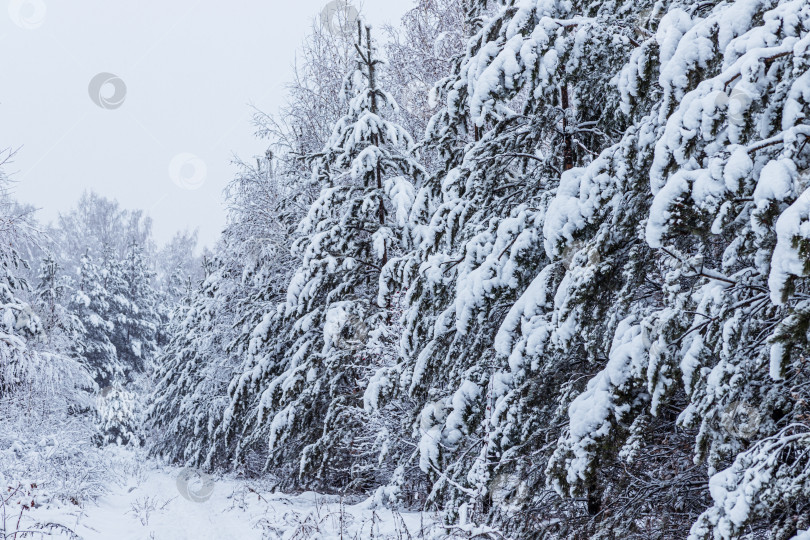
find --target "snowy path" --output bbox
[21,457,434,539]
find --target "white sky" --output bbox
[0,0,411,248]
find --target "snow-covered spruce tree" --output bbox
[69,254,119,389]
[483,0,810,538]
[32,254,89,381]
[97,242,159,446]
[154,229,201,347]
[34,255,75,341]
[150,155,303,473]
[629,1,810,537]
[226,24,425,492]
[363,0,661,531]
[451,0,716,536]
[148,258,238,466]
[214,158,308,472]
[0,207,42,397]
[187,8,362,481]
[54,193,161,385]
[68,251,143,445]
[112,241,158,377]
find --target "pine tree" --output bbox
[112,242,158,377]
[149,260,237,466]
[363,0,623,523]
[226,23,425,491]
[154,230,201,347]
[150,149,304,474]
[33,254,86,364]
[69,254,119,388]
[0,221,41,396]
[633,1,810,536]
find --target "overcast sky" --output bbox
[0,0,411,248]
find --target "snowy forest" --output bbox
[5,0,810,538]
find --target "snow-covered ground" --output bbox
[8,451,438,539]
